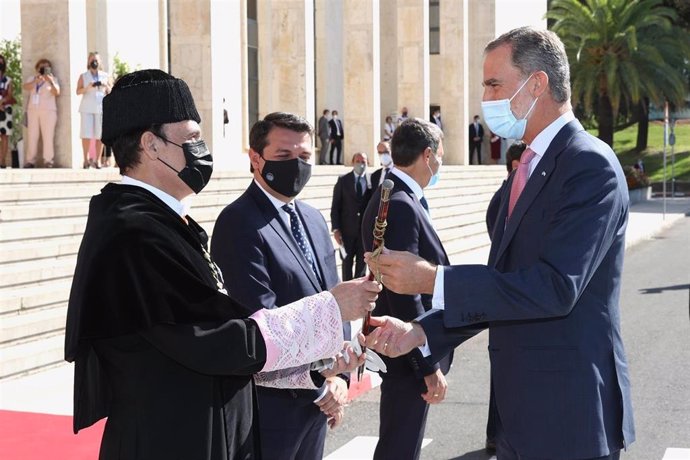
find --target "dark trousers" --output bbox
[470,141,482,164]
[341,234,366,281]
[374,375,430,460]
[495,410,621,460]
[330,138,343,164]
[486,376,497,442]
[319,136,329,164]
[257,389,327,460]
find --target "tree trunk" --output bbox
[597,94,614,147]
[635,97,650,152]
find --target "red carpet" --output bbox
[0,410,104,459]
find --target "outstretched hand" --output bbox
[364,249,437,295]
[358,316,427,358]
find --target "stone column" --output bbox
[343,0,380,165]
[21,0,87,168]
[439,0,469,165]
[395,0,429,122]
[315,0,344,120]
[169,0,246,170]
[257,0,315,131]
[159,0,169,72]
[379,0,398,125]
[468,1,495,163]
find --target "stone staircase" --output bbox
[0,165,506,379]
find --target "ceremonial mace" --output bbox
[358,178,394,380]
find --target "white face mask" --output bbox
[481,74,538,140]
[379,153,392,167]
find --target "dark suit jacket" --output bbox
[318,116,330,143]
[362,172,452,378]
[419,119,635,458]
[486,178,508,240]
[211,181,344,404]
[469,122,484,143]
[330,171,372,242]
[329,118,344,140]
[371,167,393,189]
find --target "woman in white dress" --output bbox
[383,115,395,141]
[76,52,111,168]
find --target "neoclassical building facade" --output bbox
[12,0,546,170]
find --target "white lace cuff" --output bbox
[251,291,344,372]
[254,364,317,390]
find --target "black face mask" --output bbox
[260,157,312,198]
[157,137,214,194]
[90,61,98,69]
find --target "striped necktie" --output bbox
[282,204,322,285]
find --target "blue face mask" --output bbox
[427,154,442,187]
[481,74,538,140]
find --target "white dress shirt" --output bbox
[121,175,189,217]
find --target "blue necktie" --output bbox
[356,175,363,199]
[420,196,429,212]
[282,204,322,284]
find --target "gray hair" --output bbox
[485,27,571,103]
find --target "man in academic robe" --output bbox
[212,112,353,460]
[361,118,451,460]
[64,69,379,460]
[330,152,373,281]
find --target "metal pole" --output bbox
[670,120,676,198]
[663,102,668,219]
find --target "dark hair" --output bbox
[112,124,166,175]
[506,141,527,173]
[249,112,313,155]
[322,109,329,115]
[391,118,443,167]
[35,58,52,72]
[485,27,571,103]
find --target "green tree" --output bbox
[0,36,23,149]
[547,0,690,147]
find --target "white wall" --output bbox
[0,0,21,41]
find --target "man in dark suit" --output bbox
[317,109,330,164]
[370,141,394,188]
[212,112,354,460]
[331,152,372,281]
[469,114,484,164]
[329,110,344,165]
[362,118,450,460]
[363,27,634,460]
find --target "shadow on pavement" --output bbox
[447,448,495,460]
[639,284,690,294]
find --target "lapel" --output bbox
[248,182,321,291]
[390,174,449,264]
[494,119,584,264]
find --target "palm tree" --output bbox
[547,0,690,147]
